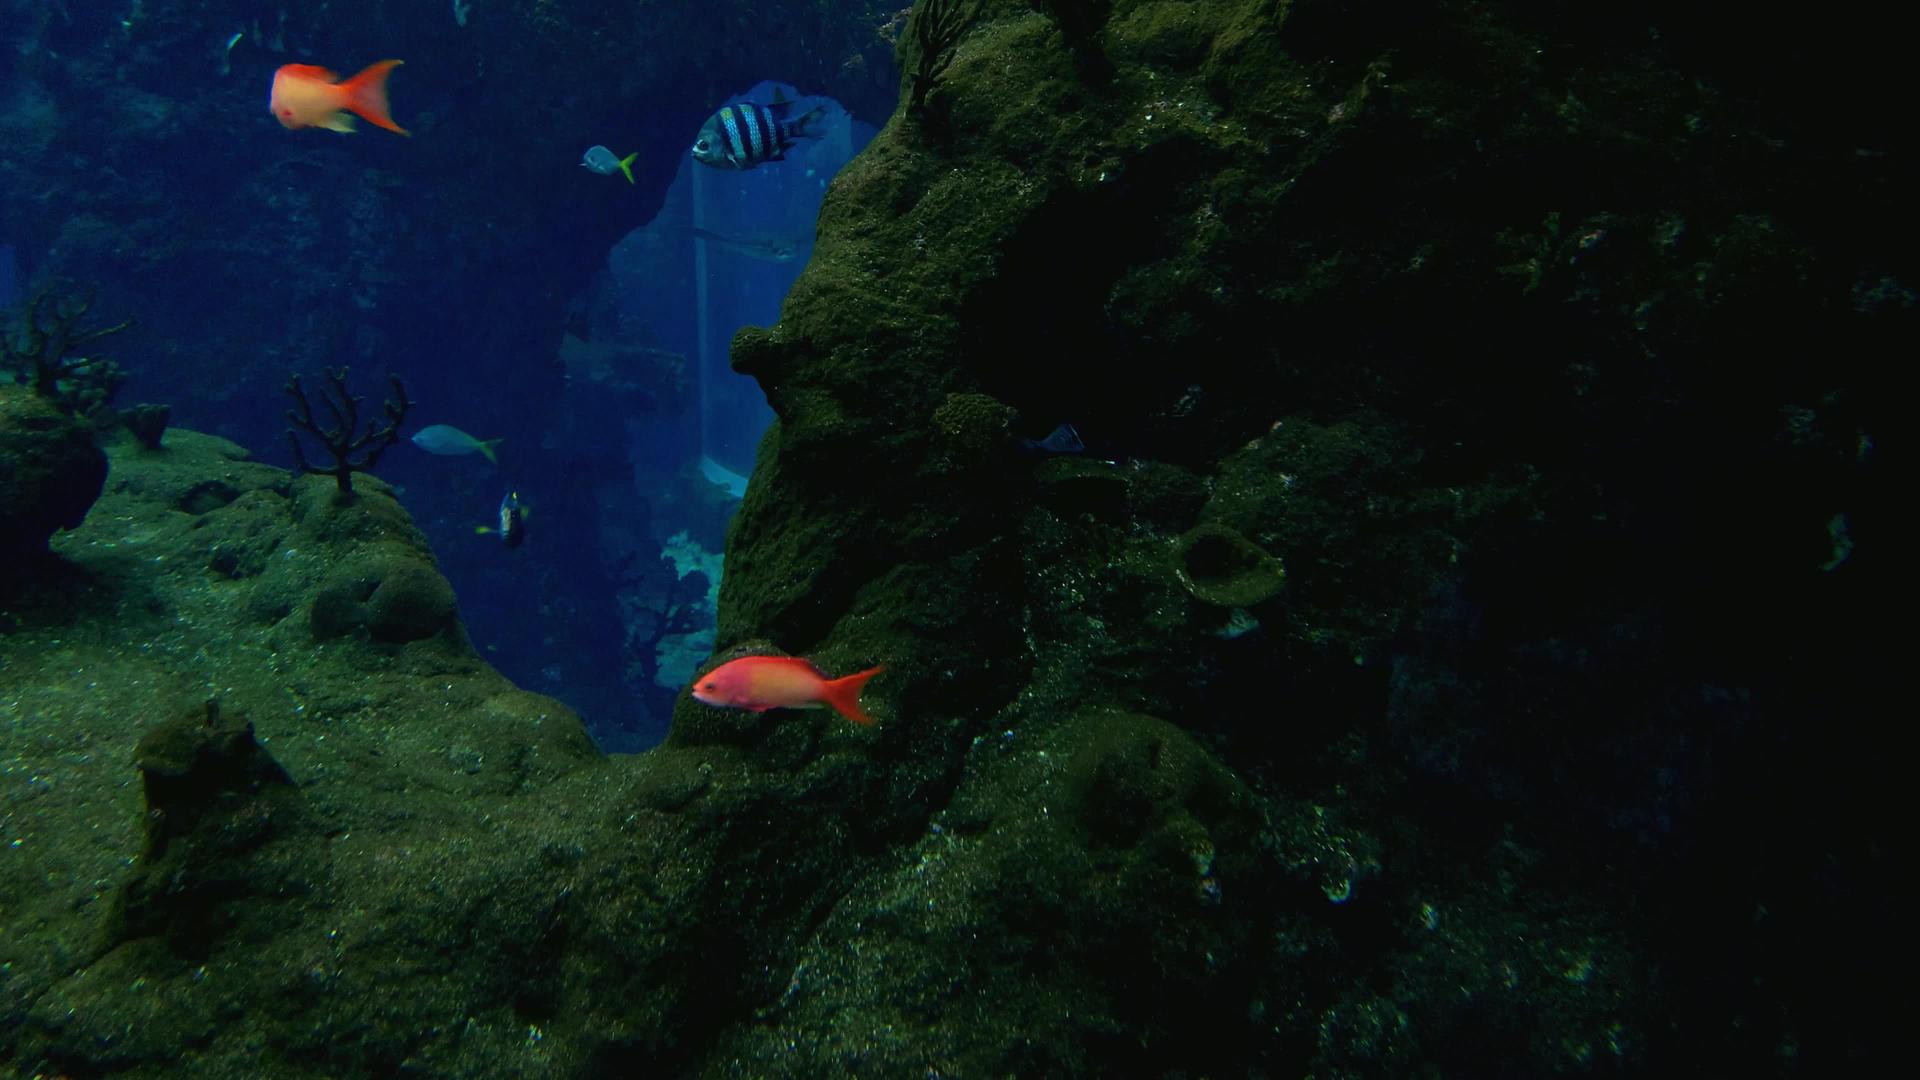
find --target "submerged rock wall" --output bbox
[0,1,1903,1077]
[702,0,1900,1072]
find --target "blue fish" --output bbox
[580,144,637,184]
[692,91,828,170]
[411,423,500,463]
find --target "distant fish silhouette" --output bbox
[685,226,805,264]
[699,455,748,499]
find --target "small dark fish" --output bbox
[692,91,828,170]
[477,491,526,548]
[1013,423,1086,456]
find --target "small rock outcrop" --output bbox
[0,384,107,572]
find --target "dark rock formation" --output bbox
[121,402,170,449]
[105,700,303,956]
[1171,520,1285,607]
[0,384,107,573]
[0,1,1903,1077]
[702,0,1900,1073]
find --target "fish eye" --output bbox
[694,139,707,152]
[701,682,717,691]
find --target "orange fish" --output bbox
[269,60,408,135]
[691,656,885,726]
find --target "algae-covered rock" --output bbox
[289,472,423,547]
[122,401,169,449]
[110,699,303,952]
[312,551,459,643]
[202,488,293,580]
[0,384,107,565]
[929,390,1016,472]
[100,427,284,509]
[1067,710,1245,851]
[631,745,717,811]
[0,0,1901,1074]
[1035,457,1130,521]
[1171,520,1285,606]
[132,699,293,840]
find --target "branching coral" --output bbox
[284,367,412,495]
[1,288,132,417]
[901,0,981,114]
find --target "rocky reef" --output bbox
[0,385,108,578]
[0,0,1903,1077]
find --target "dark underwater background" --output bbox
[0,0,1905,1076]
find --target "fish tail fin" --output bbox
[821,664,884,726]
[339,59,408,136]
[478,438,501,464]
[785,105,830,141]
[618,152,637,185]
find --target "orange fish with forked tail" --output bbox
[270,60,408,135]
[691,656,885,726]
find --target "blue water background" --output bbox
[396,82,872,750]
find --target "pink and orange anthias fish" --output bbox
[269,60,409,135]
[691,656,886,726]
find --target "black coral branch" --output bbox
[285,366,412,496]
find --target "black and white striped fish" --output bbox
[691,92,828,170]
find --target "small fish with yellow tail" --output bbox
[691,655,885,726]
[581,145,638,184]
[411,423,501,463]
[476,491,527,548]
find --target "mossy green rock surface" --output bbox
[0,385,107,567]
[0,0,1900,1075]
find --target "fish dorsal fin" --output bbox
[282,64,340,82]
